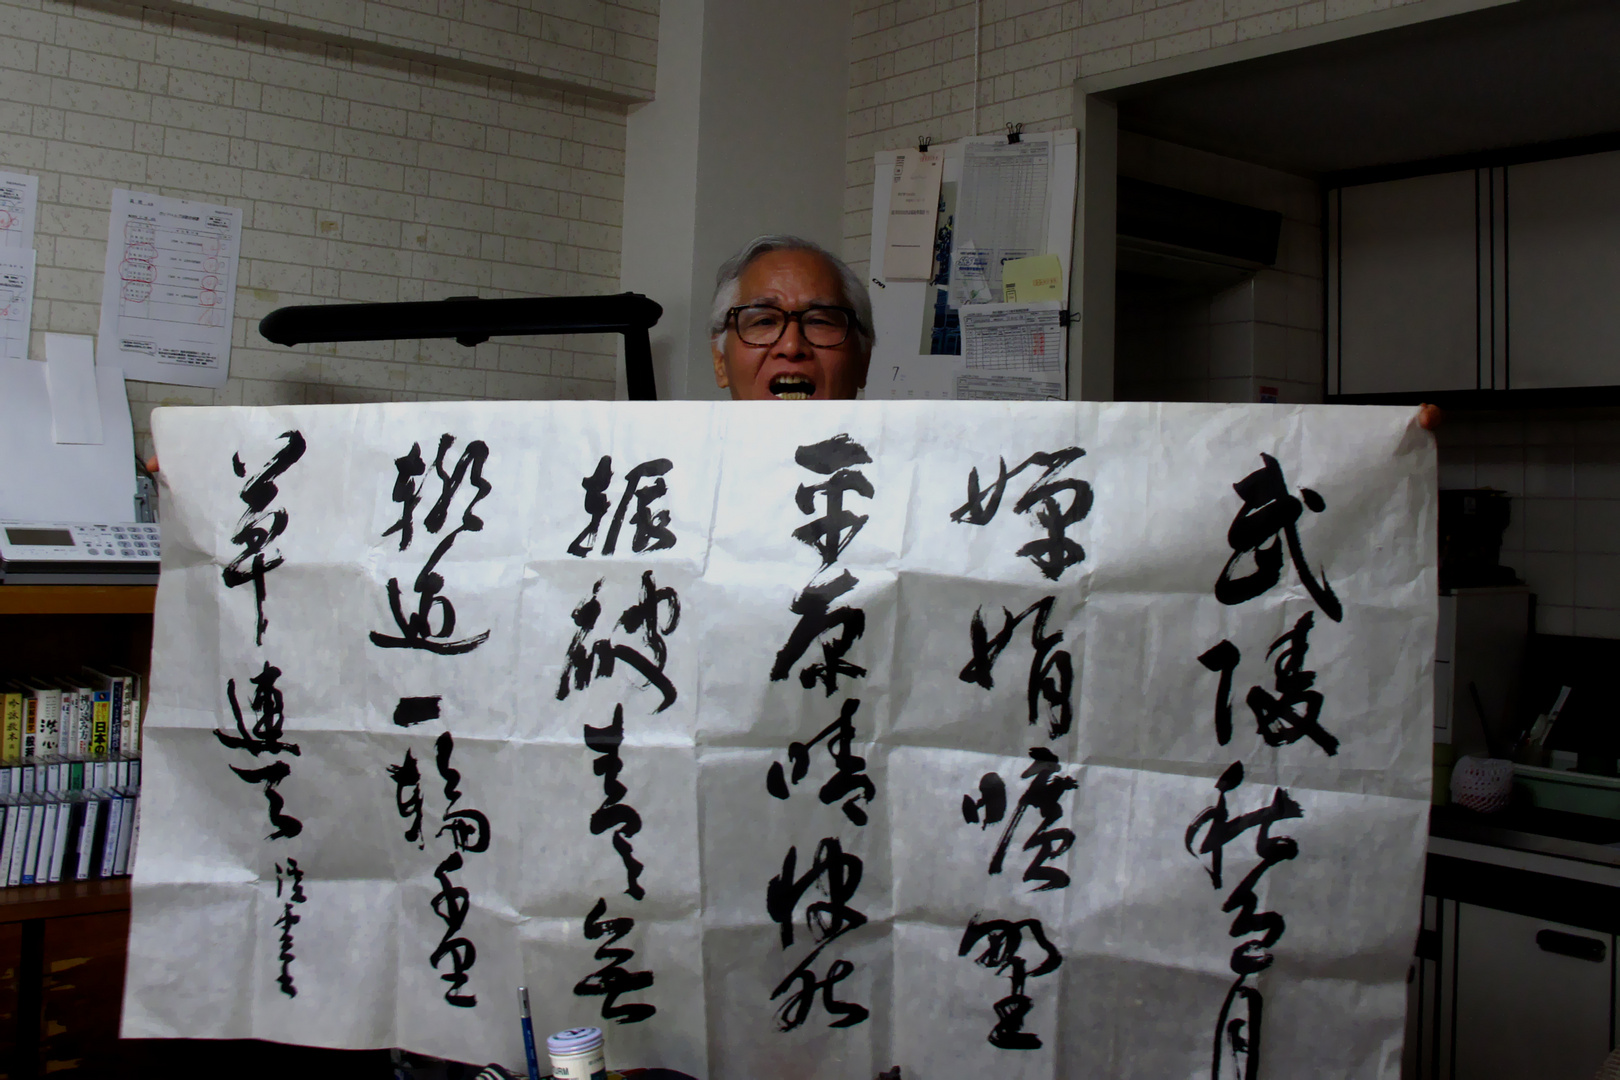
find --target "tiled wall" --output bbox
[1,0,640,457]
[844,0,1448,271]
[1437,409,1620,639]
[1114,132,1323,404]
[170,0,657,99]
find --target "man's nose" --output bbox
[772,316,813,359]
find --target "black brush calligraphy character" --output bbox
[381,442,428,551]
[585,705,645,901]
[977,748,1077,891]
[959,597,1073,739]
[766,838,866,950]
[771,571,867,696]
[1212,977,1264,1080]
[792,435,874,568]
[438,808,491,854]
[430,851,477,1006]
[569,457,677,557]
[273,859,307,998]
[1185,763,1301,1080]
[216,662,301,756]
[1243,611,1338,755]
[950,448,1091,581]
[573,897,657,1024]
[435,730,463,808]
[1012,462,1093,582]
[617,569,681,673]
[958,915,1063,1050]
[558,581,605,698]
[556,576,680,713]
[962,773,1008,828]
[1198,640,1241,746]
[229,760,302,840]
[766,698,875,826]
[222,430,307,645]
[569,456,615,557]
[387,749,425,848]
[273,900,300,997]
[370,434,492,654]
[1214,453,1341,621]
[770,953,868,1032]
[276,857,307,904]
[611,459,676,554]
[1184,762,1303,895]
[393,696,442,727]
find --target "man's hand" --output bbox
[1418,403,1443,432]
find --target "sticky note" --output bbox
[1001,254,1063,303]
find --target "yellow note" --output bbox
[1001,254,1063,302]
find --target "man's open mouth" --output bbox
[769,374,816,400]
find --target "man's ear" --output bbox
[712,337,729,389]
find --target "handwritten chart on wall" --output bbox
[96,189,242,389]
[126,400,1434,1080]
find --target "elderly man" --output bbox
[710,235,874,401]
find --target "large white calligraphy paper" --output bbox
[126,401,1434,1080]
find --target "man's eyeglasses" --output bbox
[726,304,859,348]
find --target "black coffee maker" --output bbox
[1439,488,1519,590]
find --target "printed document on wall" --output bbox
[96,189,242,389]
[958,302,1064,399]
[951,140,1051,307]
[0,171,38,251]
[883,151,943,280]
[0,249,35,359]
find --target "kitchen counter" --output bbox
[1431,803,1620,870]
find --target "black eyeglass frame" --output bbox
[724,304,862,348]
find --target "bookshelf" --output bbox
[0,583,152,1078]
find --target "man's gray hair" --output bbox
[709,235,875,355]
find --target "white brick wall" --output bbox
[166,0,658,100]
[1,0,638,456]
[844,0,1439,270]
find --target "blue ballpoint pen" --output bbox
[518,986,541,1080]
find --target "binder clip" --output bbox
[1005,122,1023,144]
[917,136,932,154]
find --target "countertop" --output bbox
[1431,803,1620,871]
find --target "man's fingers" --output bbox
[1418,403,1443,432]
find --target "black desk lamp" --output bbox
[258,293,664,401]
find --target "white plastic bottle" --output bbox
[546,1026,606,1080]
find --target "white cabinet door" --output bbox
[1452,903,1613,1080]
[1335,171,1479,395]
[1507,150,1620,389]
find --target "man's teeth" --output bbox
[771,375,814,399]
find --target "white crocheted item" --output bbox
[1450,755,1515,813]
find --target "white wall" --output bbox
[1,0,652,456]
[621,0,851,401]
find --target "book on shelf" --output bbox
[0,784,142,886]
[0,669,144,888]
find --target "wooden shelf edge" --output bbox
[0,875,131,921]
[0,584,157,615]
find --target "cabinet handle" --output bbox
[1535,929,1607,963]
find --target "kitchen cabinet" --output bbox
[1327,146,1620,401]
[1507,150,1620,389]
[1329,171,1479,396]
[1412,842,1620,1080]
[1452,903,1612,1080]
